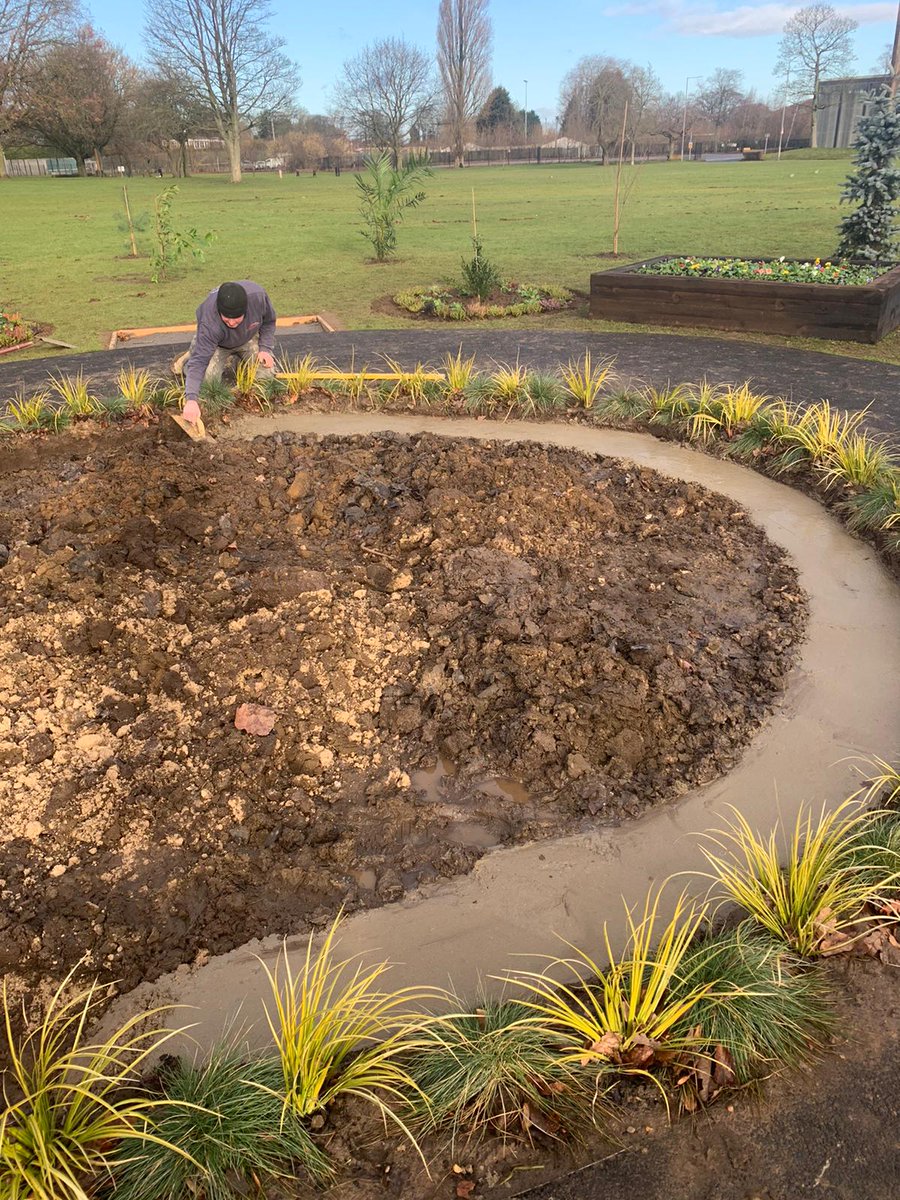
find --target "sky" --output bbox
[89,0,899,123]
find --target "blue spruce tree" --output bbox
[835,87,900,269]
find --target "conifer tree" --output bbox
[835,87,900,268]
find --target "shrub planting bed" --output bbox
[394,282,573,320]
[0,425,804,997]
[1,360,899,1200]
[589,255,900,343]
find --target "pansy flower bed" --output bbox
[636,257,878,286]
[590,254,900,343]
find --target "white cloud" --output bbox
[601,2,897,38]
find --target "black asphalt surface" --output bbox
[2,328,899,434]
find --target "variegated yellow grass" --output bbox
[5,389,58,432]
[442,347,479,394]
[0,967,191,1200]
[560,352,616,409]
[380,354,436,404]
[116,366,156,417]
[48,370,101,417]
[259,918,441,1163]
[487,360,529,404]
[234,356,268,407]
[688,382,770,441]
[817,432,897,490]
[505,890,712,1068]
[697,800,900,957]
[772,400,869,473]
[278,353,319,402]
[640,381,697,423]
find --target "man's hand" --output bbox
[257,349,275,369]
[182,398,202,425]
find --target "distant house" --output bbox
[817,75,890,148]
[542,136,590,151]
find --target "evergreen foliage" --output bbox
[835,87,900,269]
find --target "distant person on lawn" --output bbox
[173,281,277,429]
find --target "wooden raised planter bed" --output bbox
[589,255,900,343]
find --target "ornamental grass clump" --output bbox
[817,432,897,491]
[669,924,834,1088]
[560,352,616,410]
[110,1046,330,1200]
[507,891,713,1077]
[688,382,771,441]
[259,919,436,1155]
[117,366,157,417]
[520,371,568,416]
[278,353,319,401]
[697,801,900,957]
[4,389,65,433]
[442,348,479,395]
[770,401,868,473]
[49,370,101,417]
[406,1000,599,1145]
[0,969,184,1200]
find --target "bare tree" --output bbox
[0,0,75,176]
[559,55,630,163]
[335,37,436,166]
[694,68,745,148]
[437,0,491,167]
[647,92,690,159]
[774,4,856,147]
[623,63,661,163]
[132,69,214,176]
[16,25,132,174]
[144,0,299,183]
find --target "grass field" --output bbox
[3,157,900,362]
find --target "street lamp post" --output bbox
[524,80,528,142]
[680,76,701,161]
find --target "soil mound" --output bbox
[0,428,806,996]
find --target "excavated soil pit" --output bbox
[0,426,806,999]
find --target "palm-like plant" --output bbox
[355,152,433,261]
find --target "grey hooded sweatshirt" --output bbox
[184,281,277,399]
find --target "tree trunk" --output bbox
[226,117,242,183]
[810,73,819,148]
[75,154,87,176]
[181,140,190,178]
[0,147,6,179]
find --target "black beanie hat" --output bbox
[216,282,248,318]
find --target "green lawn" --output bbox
[4,159,899,362]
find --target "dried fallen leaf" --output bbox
[713,1044,736,1088]
[456,1181,476,1198]
[234,702,277,736]
[583,1030,622,1064]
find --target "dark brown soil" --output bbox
[0,424,805,1001]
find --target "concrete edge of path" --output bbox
[100,412,900,1051]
